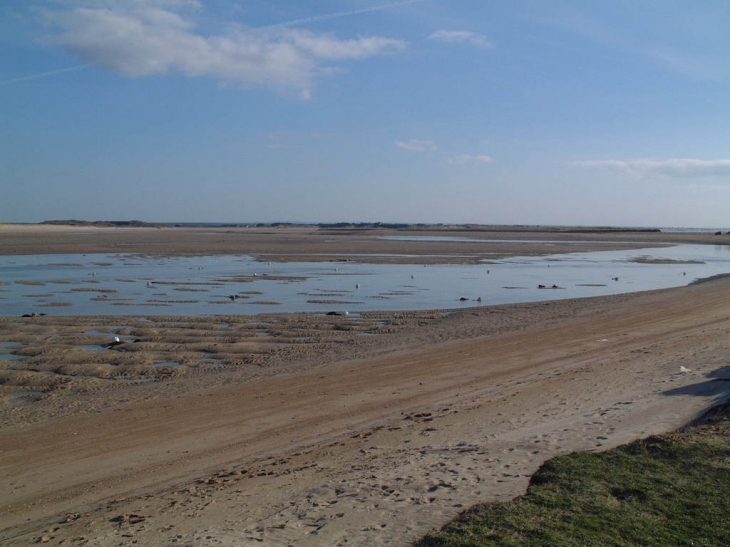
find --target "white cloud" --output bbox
[428,30,492,49]
[396,140,438,152]
[288,32,405,60]
[574,159,730,178]
[448,154,493,165]
[40,2,406,97]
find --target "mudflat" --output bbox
[1,225,729,546]
[0,223,724,263]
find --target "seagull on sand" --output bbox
[103,336,124,349]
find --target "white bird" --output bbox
[680,366,691,373]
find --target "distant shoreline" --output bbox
[31,219,664,233]
[1,223,727,262]
[16,219,727,233]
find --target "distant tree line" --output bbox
[41,220,669,233]
[42,220,159,227]
[317,222,429,229]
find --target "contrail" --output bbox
[0,65,87,86]
[265,0,425,29]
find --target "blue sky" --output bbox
[2,0,729,227]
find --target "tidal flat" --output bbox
[1,224,729,547]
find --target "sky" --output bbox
[1,0,729,227]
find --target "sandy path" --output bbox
[1,277,730,545]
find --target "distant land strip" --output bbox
[37,219,664,233]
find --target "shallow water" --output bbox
[377,235,642,245]
[8,391,44,403]
[0,352,26,361]
[0,244,729,316]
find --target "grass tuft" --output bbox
[416,402,730,547]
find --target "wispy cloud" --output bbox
[428,30,492,49]
[0,64,87,86]
[39,2,407,98]
[266,0,425,29]
[396,139,438,152]
[574,158,730,178]
[448,154,493,165]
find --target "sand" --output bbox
[1,223,725,263]
[1,225,729,546]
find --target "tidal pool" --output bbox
[0,244,728,316]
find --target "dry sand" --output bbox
[1,225,730,546]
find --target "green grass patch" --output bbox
[416,403,730,547]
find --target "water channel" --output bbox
[0,243,728,316]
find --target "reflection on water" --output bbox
[0,244,728,316]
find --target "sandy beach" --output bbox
[1,225,729,546]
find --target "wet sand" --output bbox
[1,225,729,546]
[1,223,725,263]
